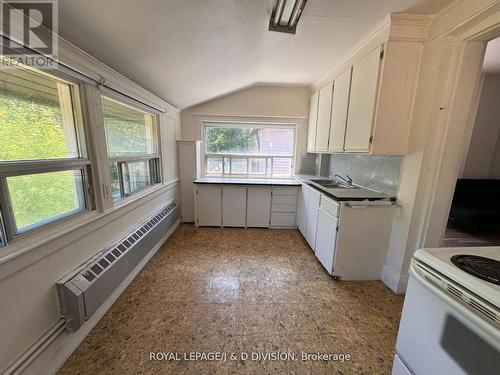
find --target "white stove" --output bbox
[414,247,500,306]
[392,246,500,375]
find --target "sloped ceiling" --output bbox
[58,0,454,109]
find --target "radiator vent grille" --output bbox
[81,201,178,284]
[57,200,180,332]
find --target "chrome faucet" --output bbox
[335,174,353,185]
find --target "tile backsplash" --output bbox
[328,154,403,196]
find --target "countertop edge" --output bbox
[193,178,301,186]
[192,176,396,201]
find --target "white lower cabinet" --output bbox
[271,187,298,228]
[247,187,271,227]
[297,183,310,236]
[196,185,222,226]
[315,201,339,274]
[195,184,298,228]
[305,188,321,250]
[222,186,247,227]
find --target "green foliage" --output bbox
[8,171,80,230]
[0,94,80,230]
[0,96,68,160]
[104,118,149,156]
[205,127,257,153]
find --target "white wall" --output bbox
[462,74,500,178]
[180,85,311,140]
[178,85,310,221]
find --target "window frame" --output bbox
[201,121,297,178]
[101,95,162,201]
[0,64,93,242]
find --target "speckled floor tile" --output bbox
[57,224,404,375]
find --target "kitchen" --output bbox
[0,1,499,375]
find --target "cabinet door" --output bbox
[247,187,271,227]
[329,67,352,152]
[305,188,321,251]
[297,184,310,236]
[222,186,247,227]
[344,46,382,152]
[196,185,221,226]
[315,209,338,274]
[315,82,333,152]
[307,91,319,151]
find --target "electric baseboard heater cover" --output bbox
[57,200,180,332]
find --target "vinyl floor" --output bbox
[57,224,404,375]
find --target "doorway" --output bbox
[441,37,500,247]
[417,13,500,250]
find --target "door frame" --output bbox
[418,10,500,247]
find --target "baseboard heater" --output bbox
[56,200,180,332]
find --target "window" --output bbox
[203,122,296,177]
[102,96,160,200]
[0,59,90,243]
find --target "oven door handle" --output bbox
[410,262,500,343]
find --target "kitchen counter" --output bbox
[193,176,395,201]
[193,177,301,186]
[295,175,395,202]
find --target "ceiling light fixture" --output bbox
[269,0,307,34]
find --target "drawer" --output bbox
[272,194,297,205]
[271,212,296,227]
[320,195,339,217]
[272,187,299,195]
[271,203,297,213]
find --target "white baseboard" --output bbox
[18,218,180,375]
[381,265,408,294]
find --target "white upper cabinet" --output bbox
[307,91,319,152]
[344,46,382,152]
[328,67,352,152]
[315,82,333,152]
[305,16,427,155]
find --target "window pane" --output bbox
[102,97,157,157]
[230,158,248,174]
[272,158,292,177]
[0,63,80,161]
[249,158,266,174]
[6,170,86,233]
[122,160,151,195]
[204,125,295,156]
[110,162,121,200]
[206,157,222,174]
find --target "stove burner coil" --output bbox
[451,255,500,285]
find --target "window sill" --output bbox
[112,183,164,210]
[0,178,179,274]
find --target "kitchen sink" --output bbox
[310,179,359,189]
